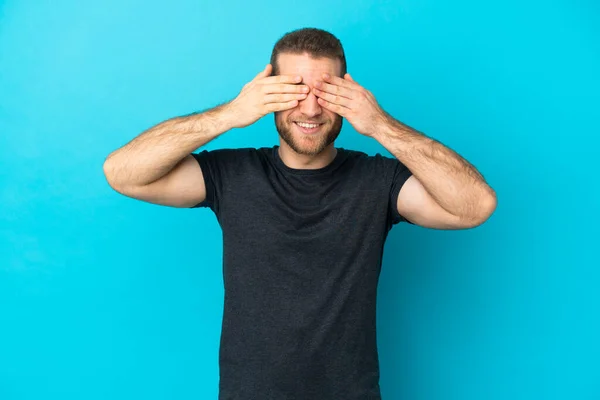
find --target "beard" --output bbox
[274,112,343,156]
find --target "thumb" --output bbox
[253,63,272,81]
[345,73,355,82]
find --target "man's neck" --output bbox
[277,143,337,170]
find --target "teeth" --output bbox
[296,122,319,129]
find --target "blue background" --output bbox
[1,0,599,399]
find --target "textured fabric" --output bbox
[191,145,412,400]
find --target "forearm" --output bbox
[374,116,497,222]
[103,102,234,188]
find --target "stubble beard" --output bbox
[275,113,343,156]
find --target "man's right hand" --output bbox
[225,64,309,129]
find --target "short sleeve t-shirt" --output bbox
[191,145,413,400]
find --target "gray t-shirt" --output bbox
[192,145,412,400]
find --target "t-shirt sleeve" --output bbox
[189,149,224,213]
[388,157,414,225]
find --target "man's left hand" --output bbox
[313,73,389,137]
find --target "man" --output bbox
[104,28,496,400]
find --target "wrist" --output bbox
[189,101,238,134]
[174,103,236,140]
[373,118,429,159]
[372,115,399,143]
[210,101,238,132]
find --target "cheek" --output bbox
[323,109,339,121]
[277,110,293,122]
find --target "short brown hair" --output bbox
[270,28,347,77]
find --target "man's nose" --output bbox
[298,89,322,118]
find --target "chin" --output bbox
[274,113,343,156]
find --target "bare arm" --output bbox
[102,103,234,207]
[376,118,497,229]
[103,64,309,208]
[308,72,496,230]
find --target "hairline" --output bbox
[271,51,344,77]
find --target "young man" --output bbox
[103,27,496,400]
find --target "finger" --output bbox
[344,73,355,82]
[313,87,352,107]
[321,73,357,89]
[317,97,350,116]
[252,64,272,81]
[314,80,354,99]
[262,83,310,94]
[265,99,299,113]
[264,92,308,104]
[259,74,303,85]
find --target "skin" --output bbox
[104,51,497,229]
[273,53,344,169]
[275,52,497,229]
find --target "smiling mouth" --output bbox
[294,121,324,134]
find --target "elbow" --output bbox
[456,190,497,229]
[470,190,498,227]
[483,188,498,217]
[102,156,123,193]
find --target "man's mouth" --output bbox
[294,121,324,134]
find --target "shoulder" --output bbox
[342,148,401,173]
[343,148,394,162]
[192,147,276,180]
[193,146,265,164]
[194,146,259,157]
